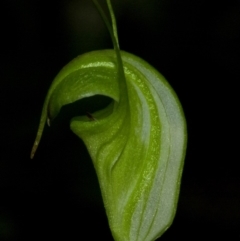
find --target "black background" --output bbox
[1,0,240,240]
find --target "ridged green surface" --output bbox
[31,49,186,240]
[31,1,187,240]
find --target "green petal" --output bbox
[33,49,186,241]
[31,1,187,240]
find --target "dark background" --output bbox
[1,0,240,240]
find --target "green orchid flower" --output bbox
[31,0,187,240]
